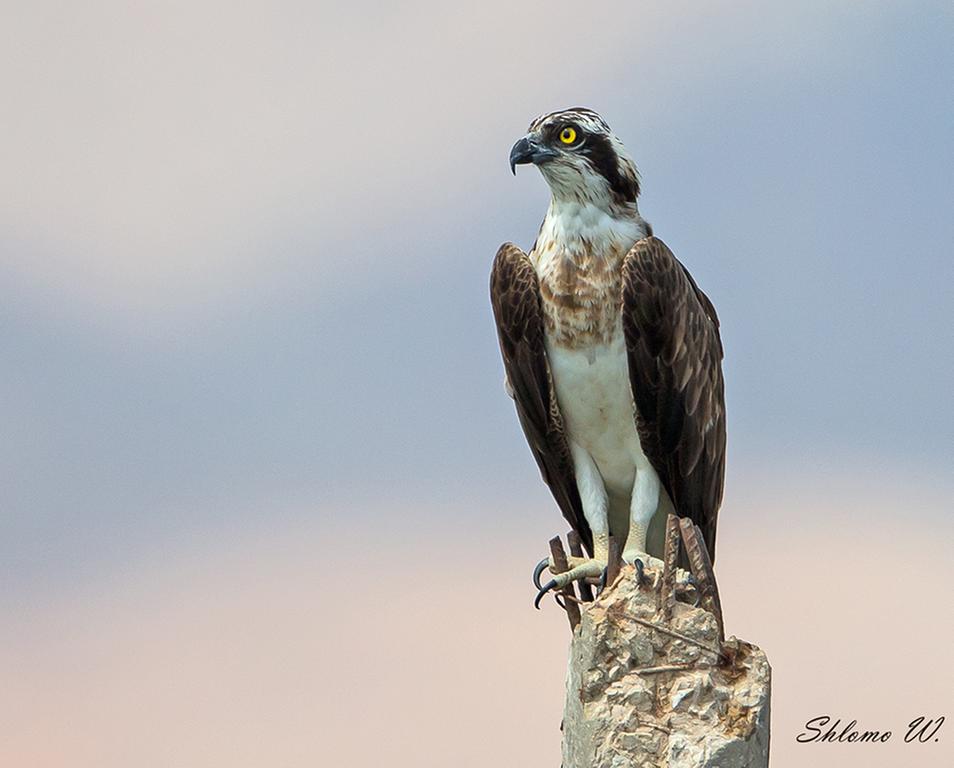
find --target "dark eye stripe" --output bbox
[581,134,639,202]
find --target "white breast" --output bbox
[531,199,652,498]
[546,326,647,498]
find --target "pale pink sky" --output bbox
[3,479,952,766]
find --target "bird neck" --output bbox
[535,198,648,263]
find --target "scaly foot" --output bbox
[532,556,608,609]
[621,549,695,590]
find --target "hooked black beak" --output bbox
[509,136,558,175]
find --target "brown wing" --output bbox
[621,237,726,562]
[490,242,592,555]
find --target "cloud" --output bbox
[0,0,894,325]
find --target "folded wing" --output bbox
[621,237,726,561]
[490,243,592,555]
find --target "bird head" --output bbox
[509,108,640,207]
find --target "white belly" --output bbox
[546,327,646,497]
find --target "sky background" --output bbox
[2,1,952,765]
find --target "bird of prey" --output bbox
[490,108,726,604]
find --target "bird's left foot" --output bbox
[622,549,665,586]
[532,556,606,608]
[622,549,665,571]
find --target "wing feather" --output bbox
[490,243,592,555]
[621,237,726,561]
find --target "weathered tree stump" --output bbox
[555,517,771,767]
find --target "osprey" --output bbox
[490,108,726,603]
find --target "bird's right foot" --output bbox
[532,556,607,608]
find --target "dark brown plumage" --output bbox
[622,237,726,561]
[490,242,593,555]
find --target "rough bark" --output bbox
[561,566,771,767]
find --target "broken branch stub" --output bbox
[549,535,581,629]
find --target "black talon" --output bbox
[634,558,645,586]
[532,557,550,590]
[596,567,608,597]
[534,579,558,609]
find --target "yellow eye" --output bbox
[559,126,578,145]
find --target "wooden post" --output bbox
[678,518,725,644]
[605,535,623,589]
[658,513,681,620]
[549,536,581,630]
